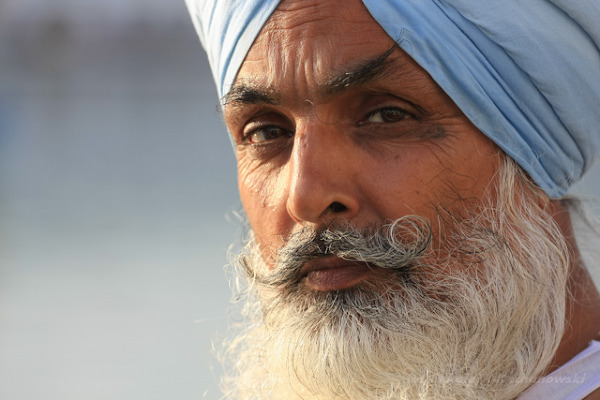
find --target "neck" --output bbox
[548,199,600,371]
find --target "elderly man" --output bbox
[186,0,600,399]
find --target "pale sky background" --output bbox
[1,1,237,399]
[0,1,599,399]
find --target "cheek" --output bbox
[366,135,501,220]
[237,156,271,209]
[237,155,291,251]
[444,135,502,202]
[364,145,449,217]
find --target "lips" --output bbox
[300,256,375,291]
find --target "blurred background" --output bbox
[0,1,238,399]
[0,1,599,399]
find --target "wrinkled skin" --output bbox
[224,0,501,270]
[222,0,600,397]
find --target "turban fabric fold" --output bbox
[186,0,600,198]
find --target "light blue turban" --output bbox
[186,0,600,198]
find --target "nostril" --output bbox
[328,202,347,213]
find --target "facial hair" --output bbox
[220,159,570,400]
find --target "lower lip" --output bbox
[305,263,373,291]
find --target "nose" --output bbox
[286,121,360,225]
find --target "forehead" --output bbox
[232,0,403,97]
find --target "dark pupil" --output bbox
[382,108,405,122]
[265,127,281,139]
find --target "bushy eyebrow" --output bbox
[221,85,279,107]
[320,45,397,96]
[223,44,399,107]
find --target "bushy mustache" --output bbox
[252,216,432,288]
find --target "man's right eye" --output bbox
[244,125,293,144]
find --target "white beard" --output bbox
[220,159,570,400]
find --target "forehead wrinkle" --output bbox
[225,43,431,112]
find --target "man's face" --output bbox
[220,2,570,399]
[224,0,501,288]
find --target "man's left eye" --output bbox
[365,107,411,123]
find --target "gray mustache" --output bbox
[257,217,432,288]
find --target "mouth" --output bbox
[300,256,376,291]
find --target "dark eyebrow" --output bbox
[223,44,399,107]
[221,84,279,107]
[320,45,398,97]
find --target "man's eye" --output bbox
[365,107,411,123]
[245,125,292,144]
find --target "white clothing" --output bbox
[517,341,600,400]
